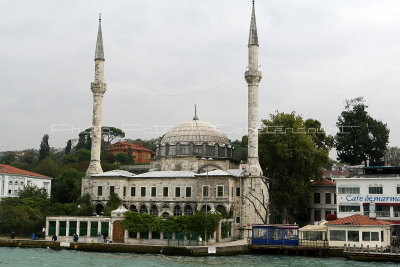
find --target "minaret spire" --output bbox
[249,0,258,46]
[95,13,104,61]
[87,15,107,175]
[245,0,262,176]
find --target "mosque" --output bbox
[81,1,269,239]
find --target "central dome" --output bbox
[160,119,230,145]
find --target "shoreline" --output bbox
[1,238,400,263]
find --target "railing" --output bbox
[364,211,391,217]
[299,239,328,247]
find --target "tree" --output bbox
[335,97,390,165]
[75,133,87,150]
[387,146,400,167]
[39,134,50,161]
[80,126,125,149]
[259,111,333,225]
[65,140,72,155]
[35,157,58,178]
[115,153,130,165]
[104,192,122,215]
[18,185,48,199]
[231,136,248,163]
[0,151,16,164]
[51,168,82,203]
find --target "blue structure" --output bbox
[252,225,299,246]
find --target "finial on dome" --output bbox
[193,105,199,120]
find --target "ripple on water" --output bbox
[0,247,398,267]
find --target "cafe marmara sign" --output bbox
[346,195,400,202]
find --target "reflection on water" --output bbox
[0,247,398,267]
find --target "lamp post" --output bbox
[201,157,213,246]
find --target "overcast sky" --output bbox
[1,0,399,157]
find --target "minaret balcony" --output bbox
[244,70,262,78]
[245,71,262,83]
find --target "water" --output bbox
[0,247,398,267]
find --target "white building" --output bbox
[326,214,391,248]
[335,176,400,223]
[310,178,337,223]
[0,164,52,198]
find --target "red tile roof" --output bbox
[312,178,336,186]
[106,142,154,153]
[0,164,49,178]
[326,214,391,226]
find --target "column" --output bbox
[98,221,101,236]
[56,219,60,237]
[77,221,80,236]
[66,220,70,239]
[45,219,49,237]
[87,221,91,237]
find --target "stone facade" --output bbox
[81,3,269,239]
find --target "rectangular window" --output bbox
[371,232,379,241]
[236,187,240,196]
[175,187,180,197]
[69,221,77,236]
[314,210,321,221]
[141,187,146,197]
[163,187,168,197]
[110,186,114,195]
[186,187,191,198]
[369,186,383,194]
[217,186,224,197]
[101,222,109,238]
[203,186,209,197]
[314,193,320,204]
[235,216,240,223]
[397,186,400,194]
[90,221,98,237]
[49,221,56,236]
[325,193,331,204]
[338,187,360,194]
[334,193,337,204]
[362,232,370,241]
[79,221,88,236]
[348,231,359,242]
[151,187,156,197]
[231,187,234,197]
[339,205,360,212]
[59,221,67,236]
[131,187,136,197]
[98,186,102,196]
[123,186,126,197]
[330,230,346,241]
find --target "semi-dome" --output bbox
[160,119,230,146]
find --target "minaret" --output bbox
[86,14,107,175]
[245,1,263,177]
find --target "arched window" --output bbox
[150,205,158,216]
[180,145,189,155]
[184,205,193,215]
[216,205,227,217]
[130,204,137,212]
[201,205,211,212]
[169,146,176,156]
[162,212,170,219]
[173,205,182,216]
[95,203,104,215]
[162,204,170,209]
[140,204,148,214]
